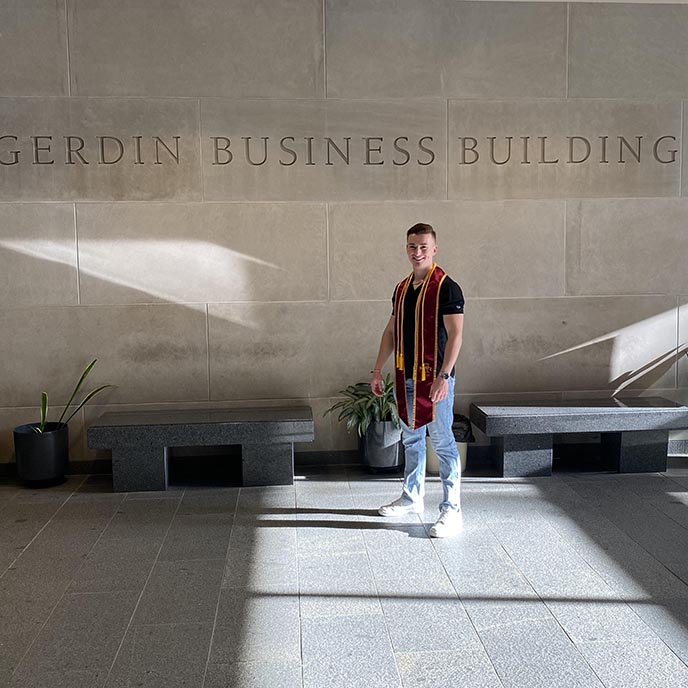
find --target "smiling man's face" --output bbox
[406,232,438,274]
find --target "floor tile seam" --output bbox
[125,620,217,630]
[469,617,554,634]
[486,602,611,688]
[168,509,237,518]
[298,487,381,597]
[209,659,301,668]
[123,494,184,502]
[575,636,688,674]
[357,504,405,688]
[650,636,688,673]
[218,586,299,598]
[156,557,228,565]
[647,492,688,510]
[589,511,688,589]
[556,478,668,532]
[643,490,688,530]
[200,485,243,688]
[647,499,688,535]
[474,519,613,681]
[429,536,507,688]
[527,493,653,602]
[533,585,643,687]
[101,486,186,687]
[541,593,663,643]
[63,589,150,599]
[91,534,170,546]
[574,635,683,650]
[0,475,90,580]
[481,522,551,599]
[5,474,124,681]
[536,478,688,589]
[546,530,688,605]
[295,485,307,688]
[392,647,497,662]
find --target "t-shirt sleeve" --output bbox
[439,278,464,315]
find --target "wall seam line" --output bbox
[73,203,81,305]
[565,2,570,99]
[563,200,568,296]
[322,0,327,98]
[65,0,72,96]
[198,99,205,201]
[446,99,449,199]
[206,303,211,401]
[326,203,331,301]
[677,295,681,390]
[680,100,684,196]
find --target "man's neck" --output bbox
[413,265,433,283]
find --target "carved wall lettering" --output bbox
[456,135,679,166]
[0,135,182,166]
[207,135,437,167]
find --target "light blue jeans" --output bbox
[400,377,461,512]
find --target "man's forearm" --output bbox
[439,335,462,376]
[373,329,395,371]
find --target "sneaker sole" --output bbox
[429,516,464,538]
[378,504,424,517]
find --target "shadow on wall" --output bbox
[609,344,688,396]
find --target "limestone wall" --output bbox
[1,1,687,462]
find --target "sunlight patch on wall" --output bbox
[540,309,685,395]
[0,238,283,330]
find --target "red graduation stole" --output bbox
[393,264,447,429]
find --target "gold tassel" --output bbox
[395,275,411,372]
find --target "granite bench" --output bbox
[469,397,688,478]
[87,406,315,492]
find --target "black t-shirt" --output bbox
[393,276,464,379]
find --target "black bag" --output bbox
[452,414,475,443]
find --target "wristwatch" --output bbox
[439,372,450,380]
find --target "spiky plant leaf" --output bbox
[38,391,48,433]
[58,359,97,424]
[61,385,112,425]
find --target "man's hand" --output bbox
[429,376,449,403]
[371,370,384,397]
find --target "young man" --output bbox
[371,223,465,537]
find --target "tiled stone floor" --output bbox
[2,463,688,687]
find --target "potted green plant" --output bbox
[325,374,404,471]
[13,359,111,484]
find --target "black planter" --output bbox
[13,422,69,484]
[360,421,404,471]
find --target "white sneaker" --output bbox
[429,508,463,538]
[378,496,424,517]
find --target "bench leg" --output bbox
[495,434,553,477]
[242,443,294,486]
[111,447,168,492]
[601,430,669,473]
